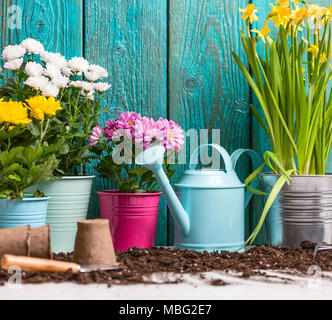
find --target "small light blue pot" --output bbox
[32,176,94,253]
[0,195,49,229]
[259,173,282,246]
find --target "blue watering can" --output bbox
[136,144,260,252]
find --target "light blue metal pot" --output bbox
[32,176,94,253]
[259,173,282,246]
[136,144,260,252]
[0,195,49,229]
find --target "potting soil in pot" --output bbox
[1,242,332,286]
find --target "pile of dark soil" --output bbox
[1,242,331,286]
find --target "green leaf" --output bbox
[8,174,21,182]
[243,169,297,247]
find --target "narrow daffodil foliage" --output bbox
[234,0,332,175]
[233,0,332,244]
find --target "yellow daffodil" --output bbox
[320,52,327,64]
[0,100,31,126]
[276,0,290,8]
[307,4,325,22]
[271,5,291,28]
[292,7,309,25]
[26,95,62,121]
[252,18,271,41]
[307,44,326,64]
[239,4,259,24]
[322,6,332,26]
[308,44,319,58]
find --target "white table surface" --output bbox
[1,270,332,300]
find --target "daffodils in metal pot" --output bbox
[233,1,332,243]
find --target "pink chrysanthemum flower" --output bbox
[157,118,185,152]
[88,126,103,147]
[134,116,164,149]
[117,111,141,130]
[103,120,118,141]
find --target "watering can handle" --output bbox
[231,149,261,208]
[189,144,234,173]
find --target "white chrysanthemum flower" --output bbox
[24,75,49,91]
[80,90,95,100]
[4,58,23,70]
[43,63,62,79]
[25,61,44,77]
[41,51,67,69]
[70,80,94,92]
[20,38,45,55]
[62,67,73,77]
[52,74,69,89]
[84,71,100,82]
[67,57,89,73]
[1,45,26,61]
[84,64,109,81]
[94,82,111,93]
[41,83,59,97]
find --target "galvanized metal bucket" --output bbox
[261,174,332,248]
[33,176,94,253]
[260,174,282,246]
[0,195,49,229]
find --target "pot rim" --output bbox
[97,190,162,196]
[259,172,332,178]
[0,195,51,201]
[53,175,96,180]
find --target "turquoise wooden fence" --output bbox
[1,0,330,245]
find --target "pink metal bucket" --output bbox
[97,191,162,251]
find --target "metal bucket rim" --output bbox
[260,172,332,178]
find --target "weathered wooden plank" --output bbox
[251,0,332,244]
[85,0,168,245]
[0,0,83,58]
[168,0,252,244]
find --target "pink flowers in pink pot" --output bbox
[89,111,184,193]
[101,111,184,152]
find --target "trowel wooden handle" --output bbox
[1,255,80,274]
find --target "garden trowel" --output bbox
[0,254,121,273]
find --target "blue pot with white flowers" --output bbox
[0,195,49,229]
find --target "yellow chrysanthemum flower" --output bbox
[30,107,44,122]
[26,95,62,121]
[239,4,259,24]
[0,100,31,126]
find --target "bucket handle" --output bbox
[189,144,234,174]
[231,149,261,208]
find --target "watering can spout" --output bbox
[135,146,190,236]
